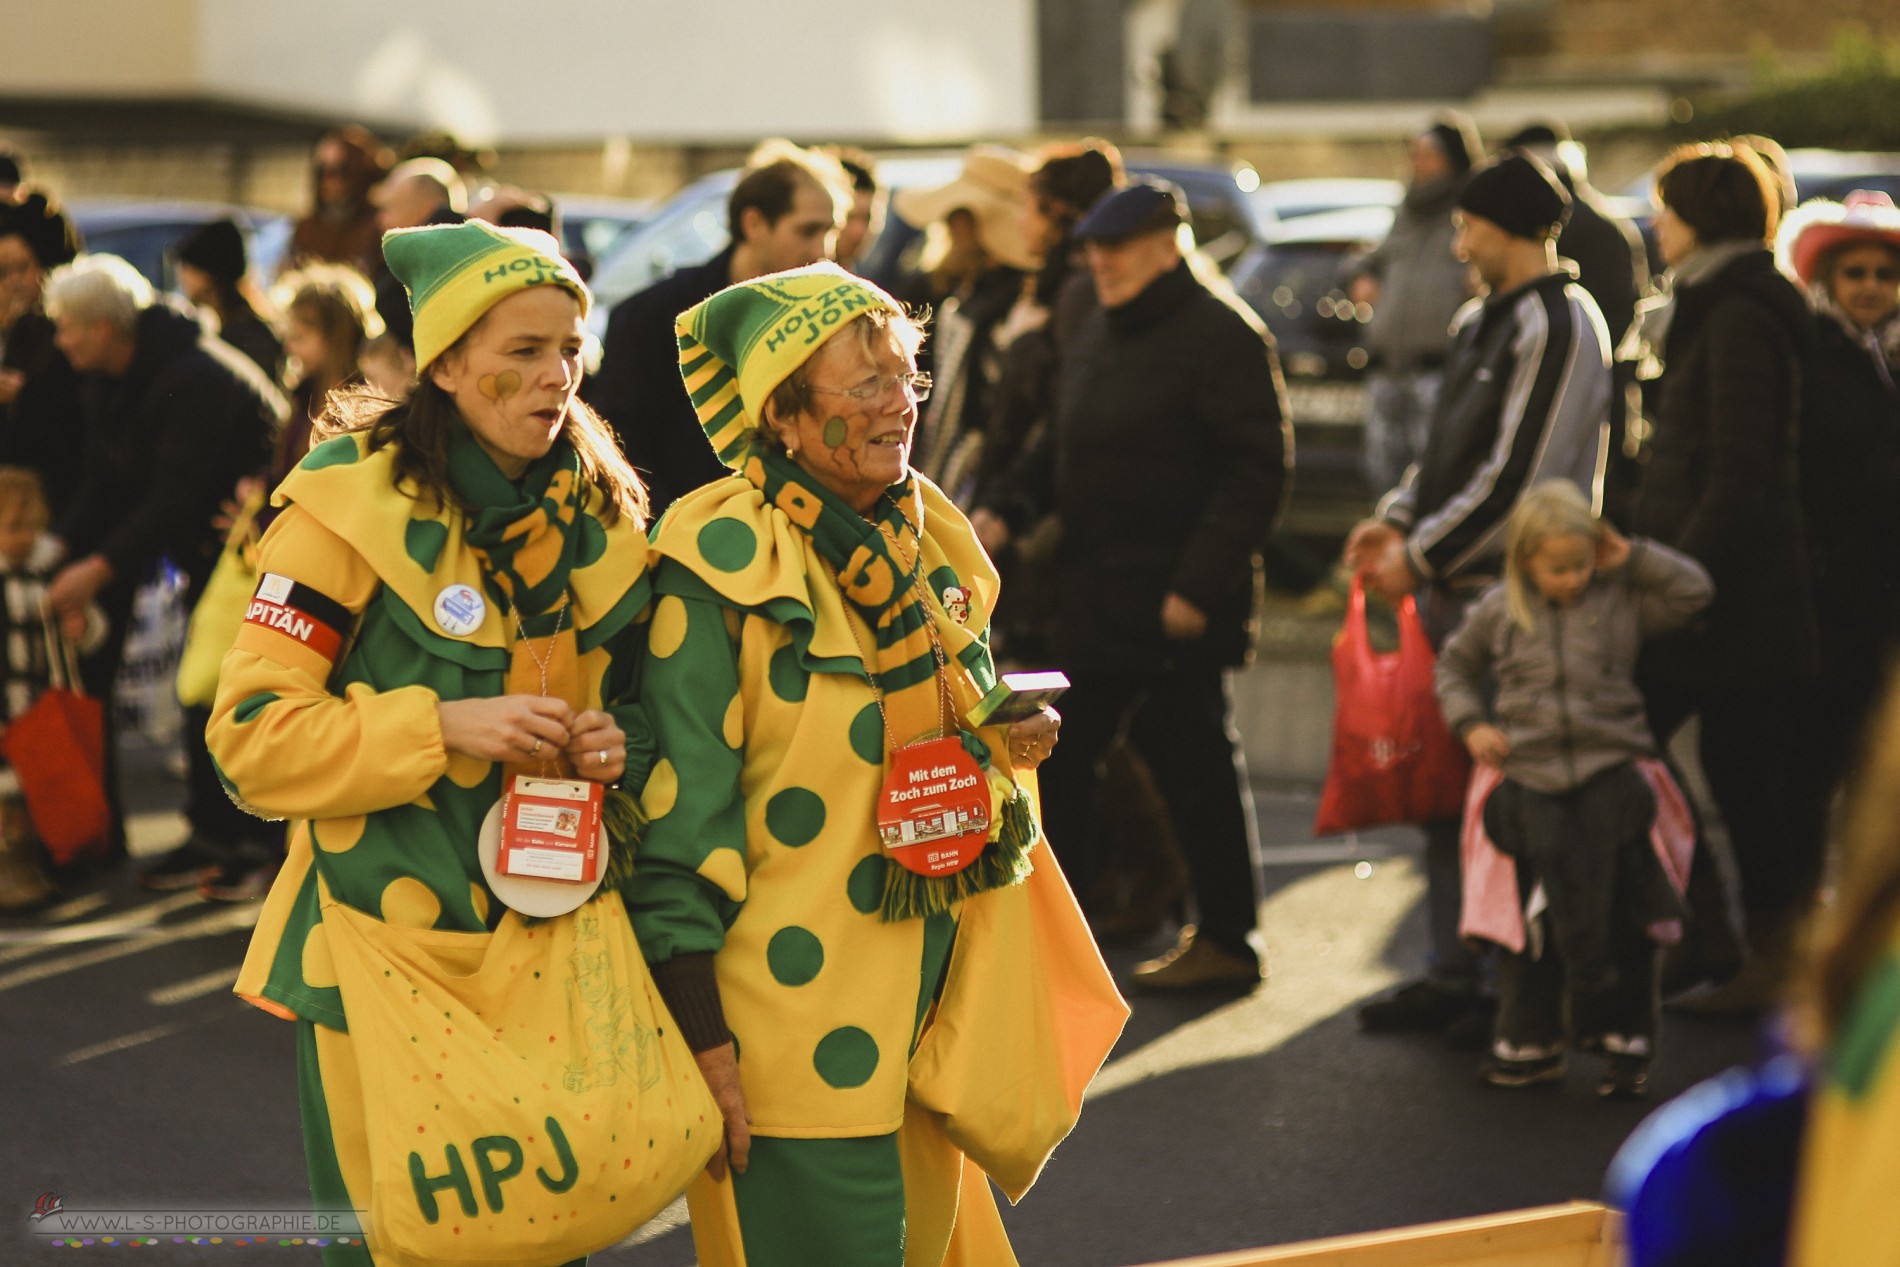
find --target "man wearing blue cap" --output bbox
[982,178,1291,989]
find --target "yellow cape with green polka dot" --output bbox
[1793,920,1900,1264]
[214,429,653,1030]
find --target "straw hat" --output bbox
[892,145,1036,270]
[1777,190,1900,287]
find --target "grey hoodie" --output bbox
[1436,539,1713,794]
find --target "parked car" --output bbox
[583,152,1273,338]
[546,193,652,280]
[66,200,292,292]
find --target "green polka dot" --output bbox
[848,703,885,764]
[846,854,888,915]
[814,1027,879,1089]
[299,436,360,470]
[766,927,824,987]
[928,565,962,595]
[765,787,825,847]
[405,519,449,571]
[576,515,608,567]
[697,518,758,572]
[233,692,280,724]
[822,416,848,448]
[768,644,808,703]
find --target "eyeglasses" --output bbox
[811,371,932,406]
[1838,265,1900,283]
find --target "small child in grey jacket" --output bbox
[1436,480,1713,1098]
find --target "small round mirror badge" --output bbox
[433,584,487,638]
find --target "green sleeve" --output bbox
[598,616,657,796]
[624,590,746,964]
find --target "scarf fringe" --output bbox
[878,786,1038,922]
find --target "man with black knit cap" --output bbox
[1350,113,1483,493]
[1346,150,1612,1041]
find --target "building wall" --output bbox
[9,0,1037,144]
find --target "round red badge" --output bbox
[876,736,992,876]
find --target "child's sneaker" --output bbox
[1480,1043,1567,1089]
[1597,1053,1651,1100]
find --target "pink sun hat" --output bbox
[1778,189,1900,287]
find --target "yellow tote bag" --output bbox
[907,816,1129,1202]
[319,890,718,1266]
[177,492,262,708]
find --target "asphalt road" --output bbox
[1,737,1764,1266]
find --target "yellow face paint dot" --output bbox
[722,694,744,749]
[648,596,688,659]
[313,815,365,853]
[643,759,678,820]
[301,925,338,989]
[381,877,442,929]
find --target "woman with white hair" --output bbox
[44,251,282,878]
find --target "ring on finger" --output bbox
[530,738,542,757]
[597,749,609,766]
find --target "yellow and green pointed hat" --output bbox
[675,262,905,470]
[382,220,590,369]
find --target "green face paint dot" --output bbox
[822,416,848,448]
[765,787,825,848]
[814,1026,880,1088]
[766,926,824,987]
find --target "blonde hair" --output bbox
[0,466,51,531]
[1503,481,1598,632]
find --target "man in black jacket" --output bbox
[44,254,283,888]
[591,144,846,513]
[1346,153,1611,1041]
[979,180,1291,990]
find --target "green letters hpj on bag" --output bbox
[317,890,718,1266]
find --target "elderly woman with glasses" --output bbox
[627,261,1123,1267]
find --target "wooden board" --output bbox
[1138,1202,1622,1267]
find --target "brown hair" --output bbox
[1654,142,1782,246]
[320,321,646,529]
[278,263,380,396]
[0,466,50,530]
[727,140,848,241]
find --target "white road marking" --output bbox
[126,811,191,859]
[147,966,242,1007]
[1259,841,1400,868]
[0,904,259,994]
[0,893,206,958]
[615,1195,690,1247]
[59,1019,200,1067]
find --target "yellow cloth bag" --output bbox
[317,889,718,1266]
[176,491,263,708]
[907,799,1129,1203]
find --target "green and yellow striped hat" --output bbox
[675,262,905,470]
[381,221,590,369]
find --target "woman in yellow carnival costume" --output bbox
[208,221,713,1266]
[629,261,1127,1267]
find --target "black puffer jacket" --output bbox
[58,301,283,597]
[0,310,84,516]
[1630,248,1818,686]
[1000,262,1290,672]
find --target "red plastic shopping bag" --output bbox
[1313,578,1470,836]
[2,620,109,864]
